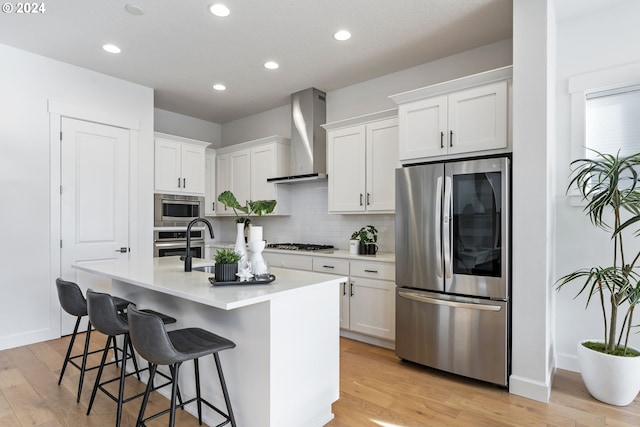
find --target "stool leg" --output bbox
[169,362,182,427]
[136,363,157,427]
[214,353,237,427]
[194,358,202,425]
[76,320,92,403]
[58,316,81,386]
[168,365,184,409]
[87,336,113,415]
[115,334,130,427]
[126,337,142,381]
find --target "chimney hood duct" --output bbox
[267,88,327,184]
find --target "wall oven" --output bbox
[153,229,205,258]
[154,193,204,227]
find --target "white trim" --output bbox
[48,100,140,131]
[389,65,513,105]
[322,108,397,131]
[566,61,640,205]
[49,112,62,341]
[509,373,552,403]
[154,131,213,148]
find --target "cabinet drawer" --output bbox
[263,252,312,271]
[350,260,395,281]
[312,258,350,275]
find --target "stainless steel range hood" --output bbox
[267,88,327,184]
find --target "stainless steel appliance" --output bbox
[153,228,205,258]
[267,88,328,183]
[266,243,334,251]
[395,156,510,386]
[154,193,204,227]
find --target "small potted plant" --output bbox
[351,225,378,255]
[214,249,242,282]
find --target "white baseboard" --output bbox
[556,352,580,372]
[509,373,552,403]
[339,329,395,350]
[0,327,58,351]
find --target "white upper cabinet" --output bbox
[391,66,512,163]
[204,149,216,216]
[154,133,209,196]
[215,136,291,216]
[326,111,399,214]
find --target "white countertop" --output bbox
[73,256,347,310]
[207,242,396,263]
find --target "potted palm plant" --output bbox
[556,150,640,406]
[214,249,242,282]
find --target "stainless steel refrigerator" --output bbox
[395,156,510,386]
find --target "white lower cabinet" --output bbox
[347,260,395,341]
[261,251,396,344]
[313,257,395,342]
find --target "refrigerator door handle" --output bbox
[443,176,453,279]
[435,176,443,279]
[398,291,502,312]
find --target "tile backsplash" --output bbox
[208,180,396,252]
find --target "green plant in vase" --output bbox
[351,225,378,254]
[213,249,242,282]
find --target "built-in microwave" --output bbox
[154,193,204,227]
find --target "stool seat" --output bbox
[128,305,237,427]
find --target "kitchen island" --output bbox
[73,256,346,427]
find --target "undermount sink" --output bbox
[192,265,215,273]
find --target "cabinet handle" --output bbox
[350,282,354,297]
[449,130,453,147]
[212,202,215,211]
[183,178,186,188]
[323,265,335,269]
[342,282,347,296]
[366,192,371,205]
[178,177,181,188]
[359,193,363,206]
[440,131,444,149]
[364,269,378,273]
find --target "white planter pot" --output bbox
[577,339,640,406]
[234,223,248,270]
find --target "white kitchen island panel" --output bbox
[73,256,344,427]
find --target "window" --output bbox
[585,85,640,158]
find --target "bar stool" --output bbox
[127,304,237,427]
[55,278,131,403]
[86,289,178,427]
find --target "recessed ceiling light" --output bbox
[333,30,351,41]
[209,3,230,17]
[102,44,121,54]
[213,84,226,91]
[264,61,279,70]
[124,4,144,15]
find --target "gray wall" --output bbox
[154,108,222,146]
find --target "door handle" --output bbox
[115,247,129,253]
[398,291,501,311]
[359,193,363,206]
[364,269,378,273]
[342,282,346,296]
[177,177,181,188]
[350,282,354,296]
[183,178,186,188]
[323,265,335,269]
[366,192,371,205]
[440,131,444,149]
[449,130,453,147]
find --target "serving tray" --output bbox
[208,274,276,286]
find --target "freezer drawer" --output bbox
[395,288,508,386]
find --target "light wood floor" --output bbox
[1,333,639,427]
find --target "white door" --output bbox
[398,95,447,161]
[251,143,277,201]
[154,138,181,193]
[60,118,130,333]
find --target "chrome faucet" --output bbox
[184,218,214,272]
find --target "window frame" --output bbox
[568,61,640,205]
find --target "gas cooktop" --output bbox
[266,243,334,251]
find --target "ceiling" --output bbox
[0,0,513,124]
